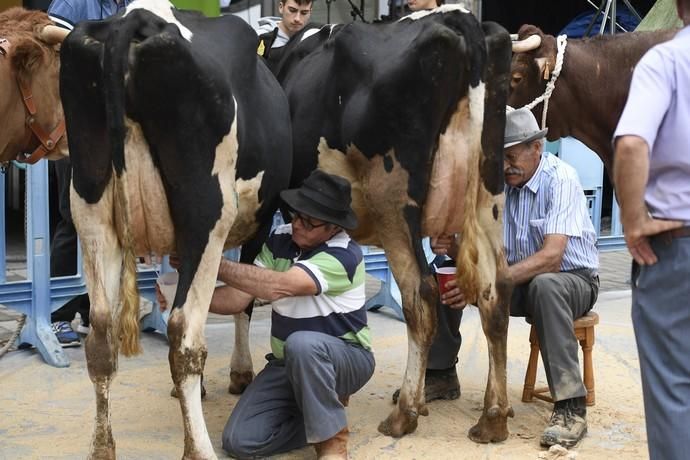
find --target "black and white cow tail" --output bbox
[103,16,144,357]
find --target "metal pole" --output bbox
[599,0,612,35]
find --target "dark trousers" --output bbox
[510,269,599,401]
[426,264,598,402]
[222,332,375,459]
[632,235,690,460]
[426,258,463,370]
[50,158,90,325]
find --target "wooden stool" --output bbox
[522,311,599,406]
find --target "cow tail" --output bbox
[456,76,488,305]
[104,19,143,357]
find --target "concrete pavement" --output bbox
[0,250,648,459]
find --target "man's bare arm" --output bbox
[507,234,567,285]
[218,258,318,301]
[614,135,683,265]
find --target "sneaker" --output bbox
[392,366,460,404]
[52,321,81,348]
[74,313,90,335]
[540,397,588,448]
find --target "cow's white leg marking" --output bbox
[72,180,122,460]
[168,102,239,460]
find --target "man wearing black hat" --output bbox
[426,107,600,449]
[202,170,373,459]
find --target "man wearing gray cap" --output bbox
[428,107,599,448]
[503,107,599,447]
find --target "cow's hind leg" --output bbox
[72,185,123,460]
[228,225,270,394]
[166,175,238,459]
[167,229,230,460]
[229,310,253,394]
[374,210,437,438]
[466,204,514,443]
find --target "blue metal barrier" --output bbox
[0,173,5,285]
[362,246,404,322]
[1,162,69,366]
[0,163,161,367]
[548,137,625,251]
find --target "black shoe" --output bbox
[392,367,460,404]
[540,397,587,448]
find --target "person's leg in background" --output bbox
[632,237,690,460]
[393,259,462,403]
[49,158,90,346]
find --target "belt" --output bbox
[656,226,690,244]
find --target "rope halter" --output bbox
[521,34,568,130]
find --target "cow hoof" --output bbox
[228,370,254,394]
[377,407,419,438]
[468,413,509,443]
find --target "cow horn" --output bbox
[40,25,70,44]
[511,34,542,53]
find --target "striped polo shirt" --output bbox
[255,224,371,359]
[504,152,599,272]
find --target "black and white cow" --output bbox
[59,0,291,457]
[229,5,515,443]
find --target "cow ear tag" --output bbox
[257,40,265,56]
[534,57,550,81]
[543,65,550,80]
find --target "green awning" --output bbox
[636,0,682,31]
[171,0,220,17]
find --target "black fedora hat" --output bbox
[281,170,358,230]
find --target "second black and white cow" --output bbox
[230,5,515,442]
[59,0,291,457]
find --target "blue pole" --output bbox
[22,161,69,367]
[0,172,6,284]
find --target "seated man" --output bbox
[161,170,374,459]
[421,107,600,448]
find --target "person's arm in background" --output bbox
[614,136,682,265]
[613,48,683,265]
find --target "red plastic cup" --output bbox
[436,267,457,298]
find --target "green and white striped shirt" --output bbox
[255,224,371,359]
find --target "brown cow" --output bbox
[0,8,68,166]
[508,24,676,175]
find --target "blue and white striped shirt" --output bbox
[504,152,598,272]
